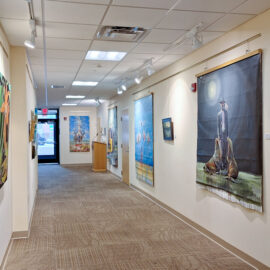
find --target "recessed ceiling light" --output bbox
[85,50,127,61]
[72,81,98,86]
[66,95,85,99]
[62,103,77,106]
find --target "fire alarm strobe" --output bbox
[191,82,197,92]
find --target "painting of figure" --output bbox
[108,107,118,167]
[69,116,90,152]
[0,73,11,189]
[135,94,154,186]
[196,51,262,212]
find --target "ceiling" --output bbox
[0,0,270,107]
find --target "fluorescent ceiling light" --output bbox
[62,103,77,106]
[85,50,127,61]
[72,81,98,86]
[66,95,85,99]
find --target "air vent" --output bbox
[97,26,147,42]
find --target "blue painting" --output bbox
[162,117,174,141]
[135,94,154,186]
[108,107,118,167]
[69,116,90,152]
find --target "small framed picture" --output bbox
[162,117,174,141]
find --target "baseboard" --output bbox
[109,171,122,181]
[130,184,269,270]
[0,238,12,270]
[11,230,28,239]
[61,163,92,167]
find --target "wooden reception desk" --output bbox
[92,141,107,172]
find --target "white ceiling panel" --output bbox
[142,29,186,44]
[37,22,98,40]
[51,0,110,4]
[75,72,106,82]
[0,19,30,46]
[28,49,86,60]
[175,0,246,13]
[157,10,223,30]
[112,0,177,9]
[90,40,135,52]
[124,53,162,63]
[166,44,193,55]
[80,60,118,72]
[44,1,107,24]
[35,37,90,50]
[132,43,168,54]
[103,6,167,28]
[232,0,270,15]
[206,14,254,32]
[201,31,225,44]
[0,0,29,20]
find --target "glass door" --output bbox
[37,118,59,163]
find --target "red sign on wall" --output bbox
[42,108,48,115]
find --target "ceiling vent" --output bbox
[97,26,147,42]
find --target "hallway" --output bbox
[4,165,252,270]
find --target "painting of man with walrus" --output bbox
[196,51,263,212]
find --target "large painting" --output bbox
[0,73,11,189]
[196,50,262,212]
[135,94,154,186]
[69,116,90,152]
[107,107,118,167]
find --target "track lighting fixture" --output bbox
[24,19,36,49]
[121,83,127,91]
[134,75,143,84]
[117,88,123,95]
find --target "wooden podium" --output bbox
[92,141,107,172]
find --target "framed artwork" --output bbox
[162,117,174,141]
[108,107,118,167]
[196,50,263,212]
[0,73,11,189]
[69,116,90,152]
[134,94,154,186]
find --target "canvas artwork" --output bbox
[69,116,90,152]
[135,94,154,186]
[162,117,174,141]
[196,51,263,212]
[0,73,11,189]
[29,110,38,159]
[107,107,118,167]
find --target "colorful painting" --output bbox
[29,110,38,159]
[69,116,90,152]
[107,107,118,167]
[135,94,154,186]
[196,51,263,212]
[0,73,11,189]
[162,117,174,141]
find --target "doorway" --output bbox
[121,109,129,185]
[37,109,59,163]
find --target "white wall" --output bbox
[98,10,270,267]
[60,106,97,165]
[26,61,38,223]
[0,26,12,266]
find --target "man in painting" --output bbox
[217,99,229,174]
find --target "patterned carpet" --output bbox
[5,165,253,270]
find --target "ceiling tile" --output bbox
[44,1,107,24]
[52,0,110,4]
[103,6,167,28]
[112,0,177,9]
[201,31,225,44]
[206,14,254,32]
[142,29,186,43]
[36,22,98,40]
[90,40,135,52]
[0,0,29,20]
[0,19,30,46]
[132,43,168,54]
[157,10,223,30]
[35,37,90,50]
[124,53,162,63]
[175,0,246,13]
[28,49,86,60]
[232,0,270,15]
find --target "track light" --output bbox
[134,75,143,84]
[24,39,35,49]
[121,83,127,91]
[192,34,203,49]
[24,19,36,49]
[117,88,123,95]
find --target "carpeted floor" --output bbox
[5,165,253,270]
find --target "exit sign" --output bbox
[42,108,48,115]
